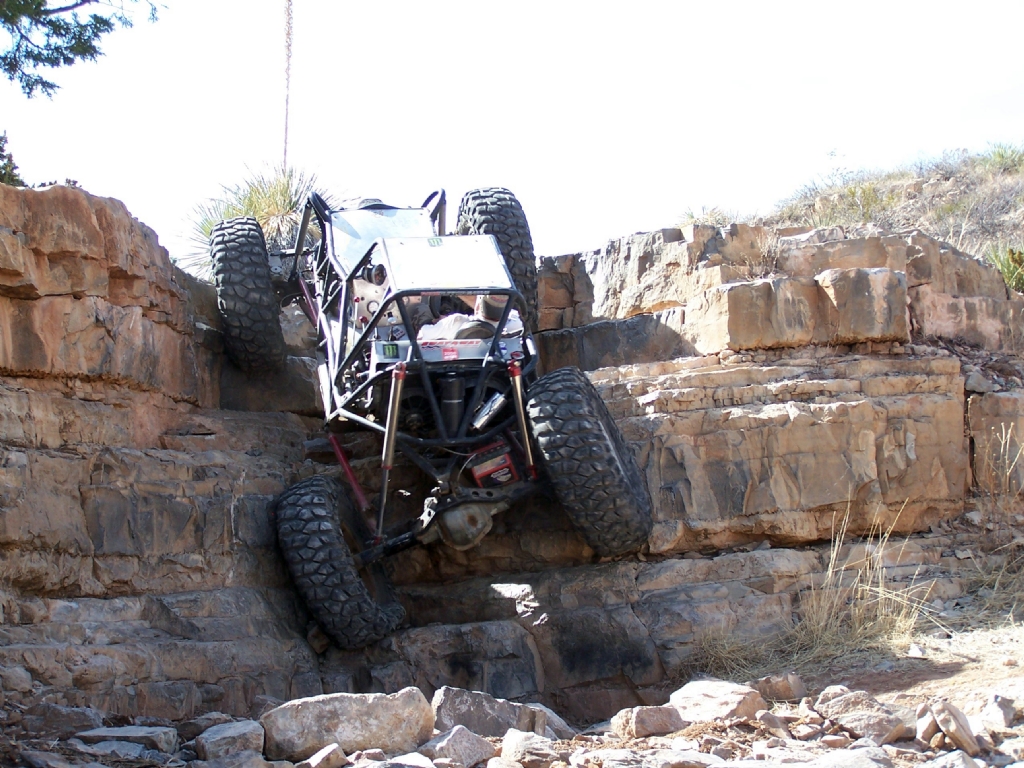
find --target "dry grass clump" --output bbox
[678,206,738,229]
[973,422,1024,512]
[772,170,903,231]
[745,229,781,278]
[965,544,1024,623]
[686,512,928,682]
[961,424,1024,625]
[686,420,1024,684]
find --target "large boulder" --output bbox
[668,680,766,722]
[431,687,573,740]
[196,720,266,761]
[906,234,1023,352]
[931,700,980,756]
[536,310,688,373]
[418,726,497,768]
[500,729,559,768]
[815,268,909,344]
[814,690,905,746]
[432,686,527,738]
[611,705,686,738]
[682,277,818,353]
[260,687,434,762]
[747,672,807,702]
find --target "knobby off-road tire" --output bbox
[527,366,653,557]
[456,188,538,332]
[210,217,286,375]
[274,475,405,650]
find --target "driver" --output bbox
[416,294,523,341]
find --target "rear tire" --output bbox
[527,367,653,557]
[274,475,405,650]
[210,217,286,375]
[456,188,538,332]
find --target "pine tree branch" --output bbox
[41,1,101,16]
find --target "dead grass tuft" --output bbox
[966,544,1024,622]
[973,422,1024,515]
[932,422,1024,633]
[678,206,738,229]
[685,510,929,682]
[683,421,1024,691]
[745,229,781,279]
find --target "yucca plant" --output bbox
[988,242,1024,295]
[979,143,1024,176]
[177,166,335,281]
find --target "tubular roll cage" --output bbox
[284,193,541,550]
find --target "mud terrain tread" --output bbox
[274,475,404,650]
[527,366,653,557]
[456,188,538,332]
[210,217,286,375]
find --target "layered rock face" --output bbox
[0,186,323,719]
[537,223,1022,352]
[2,185,1023,726]
[534,223,1024,547]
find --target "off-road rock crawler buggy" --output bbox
[209,188,653,650]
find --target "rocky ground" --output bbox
[4,650,1024,768]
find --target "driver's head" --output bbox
[475,294,508,322]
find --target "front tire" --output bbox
[210,217,287,375]
[527,367,653,557]
[456,188,538,332]
[274,475,405,650]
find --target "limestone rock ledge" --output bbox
[594,347,968,552]
[538,224,1024,356]
[0,185,325,719]
[0,185,216,406]
[3,186,1023,729]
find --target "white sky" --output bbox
[3,1,1024,262]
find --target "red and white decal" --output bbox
[422,340,488,347]
[442,347,459,361]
